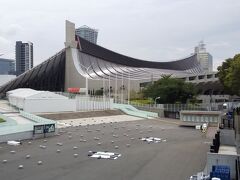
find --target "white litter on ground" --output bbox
[88,151,121,160]
[7,141,21,146]
[140,137,166,143]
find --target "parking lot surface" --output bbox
[0,119,209,180]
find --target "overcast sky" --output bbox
[0,0,239,70]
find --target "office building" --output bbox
[75,25,98,44]
[194,41,213,73]
[0,58,15,75]
[15,41,33,76]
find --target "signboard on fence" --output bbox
[33,124,55,134]
[34,125,44,134]
[44,124,55,133]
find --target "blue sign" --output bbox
[226,112,233,120]
[34,124,55,134]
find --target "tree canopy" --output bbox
[217,54,240,96]
[142,75,198,104]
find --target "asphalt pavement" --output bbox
[0,119,209,180]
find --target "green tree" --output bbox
[217,54,240,95]
[143,75,198,104]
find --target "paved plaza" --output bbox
[0,117,210,180]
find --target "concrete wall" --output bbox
[235,115,240,145]
[180,111,221,123]
[64,20,84,91]
[220,129,235,146]
[33,132,56,139]
[0,131,33,143]
[0,131,57,143]
[24,99,76,113]
[207,152,238,179]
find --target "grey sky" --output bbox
[0,0,239,70]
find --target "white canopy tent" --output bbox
[7,88,37,97]
[8,89,40,108]
[8,88,75,113]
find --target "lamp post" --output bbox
[108,74,111,99]
[128,71,130,105]
[115,73,117,103]
[79,62,94,96]
[155,97,160,107]
[121,72,123,103]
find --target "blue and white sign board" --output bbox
[34,125,44,134]
[44,124,55,133]
[34,124,55,134]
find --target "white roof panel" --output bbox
[25,91,67,99]
[7,88,68,100]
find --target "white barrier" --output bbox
[76,96,113,111]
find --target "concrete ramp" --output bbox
[113,103,158,119]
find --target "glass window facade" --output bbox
[0,58,15,75]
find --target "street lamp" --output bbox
[79,62,94,96]
[128,71,130,105]
[155,97,160,107]
[115,73,117,103]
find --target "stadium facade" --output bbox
[0,20,205,98]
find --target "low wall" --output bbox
[235,115,240,146]
[0,131,33,143]
[180,111,222,123]
[0,111,57,143]
[0,131,57,143]
[33,131,56,139]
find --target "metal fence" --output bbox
[55,92,225,112]
[76,95,113,111]
[126,101,224,112]
[161,103,223,112]
[54,93,114,111]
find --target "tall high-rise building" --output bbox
[15,41,33,76]
[0,58,15,75]
[75,25,98,44]
[194,41,213,73]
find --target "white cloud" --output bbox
[0,24,24,37]
[0,0,239,70]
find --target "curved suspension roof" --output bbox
[75,50,199,81]
[77,35,202,72]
